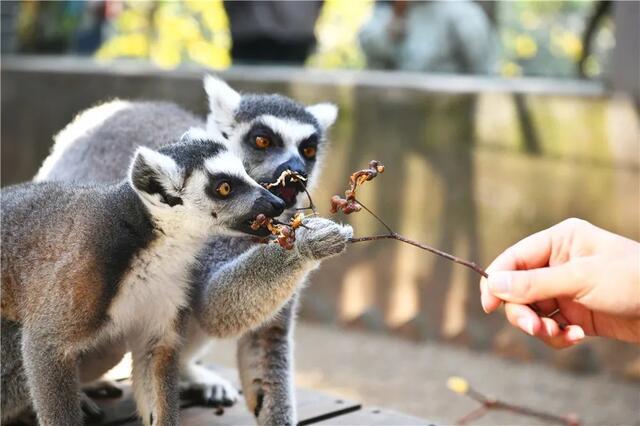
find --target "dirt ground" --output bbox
[203,322,640,426]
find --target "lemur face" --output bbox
[129,129,284,237]
[203,76,338,212]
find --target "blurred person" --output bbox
[479,218,640,348]
[224,0,323,64]
[359,0,496,74]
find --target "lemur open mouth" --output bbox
[236,216,274,238]
[266,178,303,208]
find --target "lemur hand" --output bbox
[295,217,353,260]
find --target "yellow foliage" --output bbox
[500,61,522,78]
[584,55,601,77]
[551,30,583,61]
[515,34,537,59]
[150,41,182,69]
[308,0,374,69]
[96,33,149,59]
[117,9,148,32]
[95,0,230,70]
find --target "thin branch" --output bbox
[456,406,488,425]
[353,197,394,235]
[349,233,488,278]
[457,384,580,426]
[297,178,317,215]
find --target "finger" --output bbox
[486,262,588,305]
[504,303,542,336]
[480,278,502,313]
[482,228,555,313]
[505,303,585,348]
[528,299,557,317]
[537,323,586,349]
[486,227,554,274]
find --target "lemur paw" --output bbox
[180,364,239,408]
[296,217,353,260]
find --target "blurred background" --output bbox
[2,1,639,424]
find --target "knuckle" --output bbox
[560,217,590,232]
[514,272,534,299]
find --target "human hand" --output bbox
[295,217,353,260]
[480,218,640,348]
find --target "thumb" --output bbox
[487,263,588,304]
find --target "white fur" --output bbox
[204,151,258,183]
[107,212,209,425]
[306,103,338,130]
[129,146,184,209]
[34,100,132,182]
[106,220,205,342]
[258,116,317,149]
[204,75,241,135]
[181,127,212,143]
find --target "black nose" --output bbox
[274,156,307,180]
[256,192,286,217]
[269,197,286,216]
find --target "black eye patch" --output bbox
[245,123,284,149]
[205,172,250,201]
[298,134,319,160]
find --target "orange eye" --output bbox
[302,146,317,159]
[216,182,232,197]
[255,136,270,149]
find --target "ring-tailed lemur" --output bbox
[28,76,351,425]
[1,130,287,425]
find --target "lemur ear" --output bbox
[129,146,184,207]
[203,75,241,136]
[306,103,338,131]
[180,127,210,143]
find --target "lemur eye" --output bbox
[255,136,270,149]
[216,182,232,197]
[302,146,317,159]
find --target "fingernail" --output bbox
[480,294,489,314]
[517,317,535,336]
[567,326,585,342]
[488,272,511,295]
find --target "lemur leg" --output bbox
[1,319,31,423]
[179,318,239,407]
[238,295,298,426]
[1,319,105,424]
[21,328,83,426]
[130,336,181,426]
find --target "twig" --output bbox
[353,198,394,235]
[448,377,580,426]
[297,178,317,215]
[349,233,488,278]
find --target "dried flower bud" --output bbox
[446,376,469,395]
[280,226,292,237]
[342,200,362,214]
[330,195,347,214]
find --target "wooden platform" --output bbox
[93,366,433,426]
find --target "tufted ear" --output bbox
[306,103,338,131]
[129,146,184,207]
[203,75,241,136]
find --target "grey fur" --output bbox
[1,135,282,425]
[236,94,322,131]
[13,77,348,426]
